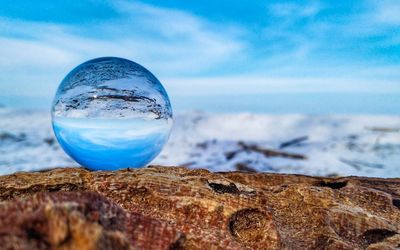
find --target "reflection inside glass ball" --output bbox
[52,57,173,170]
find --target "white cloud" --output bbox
[0,37,77,69]
[261,1,324,64]
[0,4,245,74]
[373,0,400,24]
[107,1,246,73]
[0,1,246,97]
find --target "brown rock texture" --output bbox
[0,191,182,250]
[0,166,399,249]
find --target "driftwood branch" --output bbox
[238,141,307,160]
[365,127,400,133]
[339,158,384,170]
[279,136,309,149]
[235,163,258,173]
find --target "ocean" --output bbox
[1,92,400,115]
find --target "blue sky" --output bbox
[0,0,399,108]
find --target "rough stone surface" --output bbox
[0,166,399,249]
[0,191,182,250]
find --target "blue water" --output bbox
[52,117,172,170]
[172,92,400,115]
[1,92,400,115]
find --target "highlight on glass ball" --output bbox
[51,57,173,170]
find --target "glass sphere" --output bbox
[51,57,173,170]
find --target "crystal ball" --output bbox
[51,57,173,170]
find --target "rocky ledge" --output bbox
[0,167,399,250]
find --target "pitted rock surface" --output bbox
[0,167,399,249]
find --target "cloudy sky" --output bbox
[0,0,399,110]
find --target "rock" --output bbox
[0,166,399,249]
[0,191,182,250]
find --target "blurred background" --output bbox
[0,0,399,114]
[0,0,399,177]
